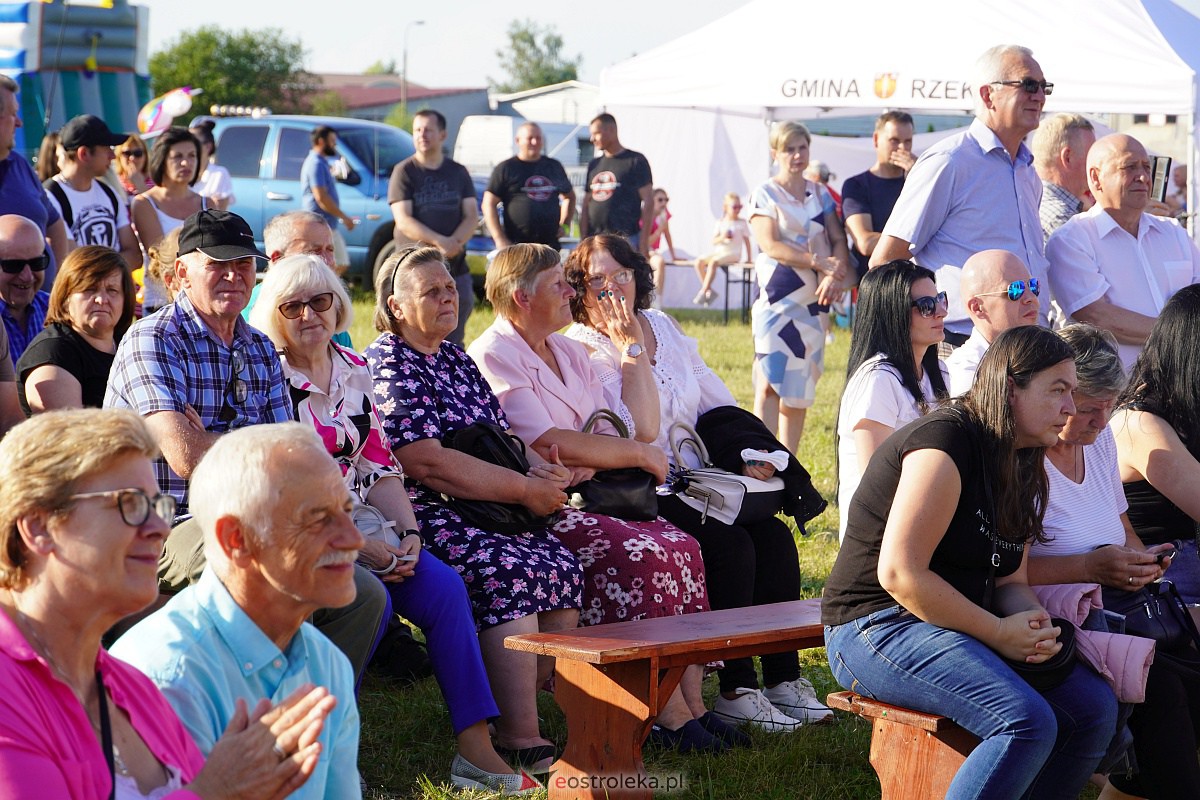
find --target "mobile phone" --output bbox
[1152,156,1173,202]
[1156,546,1176,565]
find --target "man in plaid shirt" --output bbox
[106,209,387,683]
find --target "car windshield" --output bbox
[337,127,415,177]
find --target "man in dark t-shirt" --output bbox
[483,122,575,249]
[842,111,915,277]
[581,113,654,256]
[388,109,478,346]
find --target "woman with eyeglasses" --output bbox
[16,246,134,415]
[0,408,336,799]
[836,259,949,541]
[644,188,678,305]
[1112,284,1200,608]
[131,128,206,315]
[824,325,1118,799]
[749,121,850,454]
[250,254,542,793]
[114,134,153,198]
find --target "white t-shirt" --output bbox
[195,165,236,203]
[46,175,131,249]
[837,354,947,540]
[1031,425,1128,557]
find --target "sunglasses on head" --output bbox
[277,292,334,319]
[911,291,948,318]
[976,278,1040,301]
[1,252,50,274]
[989,77,1054,96]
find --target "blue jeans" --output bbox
[384,550,500,734]
[825,605,1117,800]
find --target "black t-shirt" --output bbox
[388,156,476,276]
[822,409,1025,627]
[585,149,652,237]
[486,156,572,248]
[841,169,905,272]
[16,322,116,415]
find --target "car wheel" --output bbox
[370,236,396,288]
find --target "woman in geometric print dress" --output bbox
[749,120,850,454]
[251,253,544,792]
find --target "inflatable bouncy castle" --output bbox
[0,0,150,158]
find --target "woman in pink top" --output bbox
[0,409,334,799]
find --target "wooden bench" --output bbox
[505,599,823,799]
[826,691,979,799]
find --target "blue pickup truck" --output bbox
[199,114,433,284]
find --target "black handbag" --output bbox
[567,409,658,521]
[1101,579,1200,654]
[440,422,558,534]
[1004,617,1079,691]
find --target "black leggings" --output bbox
[1108,647,1200,799]
[656,493,801,692]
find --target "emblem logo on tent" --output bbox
[874,73,898,100]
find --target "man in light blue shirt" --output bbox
[114,422,365,799]
[301,126,355,275]
[871,44,1052,343]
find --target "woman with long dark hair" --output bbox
[824,325,1118,799]
[1112,283,1200,605]
[836,259,948,540]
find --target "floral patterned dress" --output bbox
[365,333,583,630]
[367,332,708,626]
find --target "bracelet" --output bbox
[401,528,424,548]
[362,552,399,575]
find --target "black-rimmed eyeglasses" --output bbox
[911,291,949,318]
[68,488,177,526]
[0,251,50,274]
[989,78,1054,96]
[278,292,334,319]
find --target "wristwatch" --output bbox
[401,528,424,548]
[623,343,645,359]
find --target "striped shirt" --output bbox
[0,291,48,362]
[104,292,290,515]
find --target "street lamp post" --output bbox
[401,20,426,122]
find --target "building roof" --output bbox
[314,73,485,110]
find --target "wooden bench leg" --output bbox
[870,717,976,800]
[547,658,684,799]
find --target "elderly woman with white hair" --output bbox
[248,255,540,793]
[0,408,333,799]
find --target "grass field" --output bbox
[345,298,1085,799]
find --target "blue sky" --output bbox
[133,0,742,87]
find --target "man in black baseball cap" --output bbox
[59,114,128,152]
[177,208,268,262]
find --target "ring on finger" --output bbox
[1128,576,1134,585]
[273,742,286,761]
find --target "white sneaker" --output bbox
[712,687,803,732]
[763,677,834,724]
[692,290,708,305]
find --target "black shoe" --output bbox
[368,620,431,685]
[698,711,752,748]
[494,743,556,774]
[647,719,731,755]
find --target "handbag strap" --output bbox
[667,421,712,468]
[581,407,630,439]
[1153,579,1200,652]
[97,670,116,800]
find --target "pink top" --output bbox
[0,607,204,800]
[467,316,618,444]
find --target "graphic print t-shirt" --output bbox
[585,149,652,237]
[487,156,572,247]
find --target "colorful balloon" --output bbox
[137,87,200,134]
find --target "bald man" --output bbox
[0,214,51,363]
[945,250,1040,394]
[1046,133,1200,367]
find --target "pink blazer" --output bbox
[468,315,617,445]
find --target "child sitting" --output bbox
[693,192,752,305]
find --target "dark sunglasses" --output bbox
[218,348,248,424]
[989,78,1054,96]
[1,252,50,274]
[68,488,177,526]
[911,291,949,318]
[278,292,334,319]
[976,278,1040,301]
[119,149,144,158]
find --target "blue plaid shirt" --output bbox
[0,291,49,362]
[104,292,290,516]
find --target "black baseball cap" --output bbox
[60,115,128,151]
[177,210,267,262]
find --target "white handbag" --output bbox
[667,422,785,526]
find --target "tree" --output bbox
[309,91,348,118]
[149,26,316,121]
[364,59,398,76]
[491,20,581,93]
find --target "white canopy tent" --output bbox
[599,0,1200,306]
